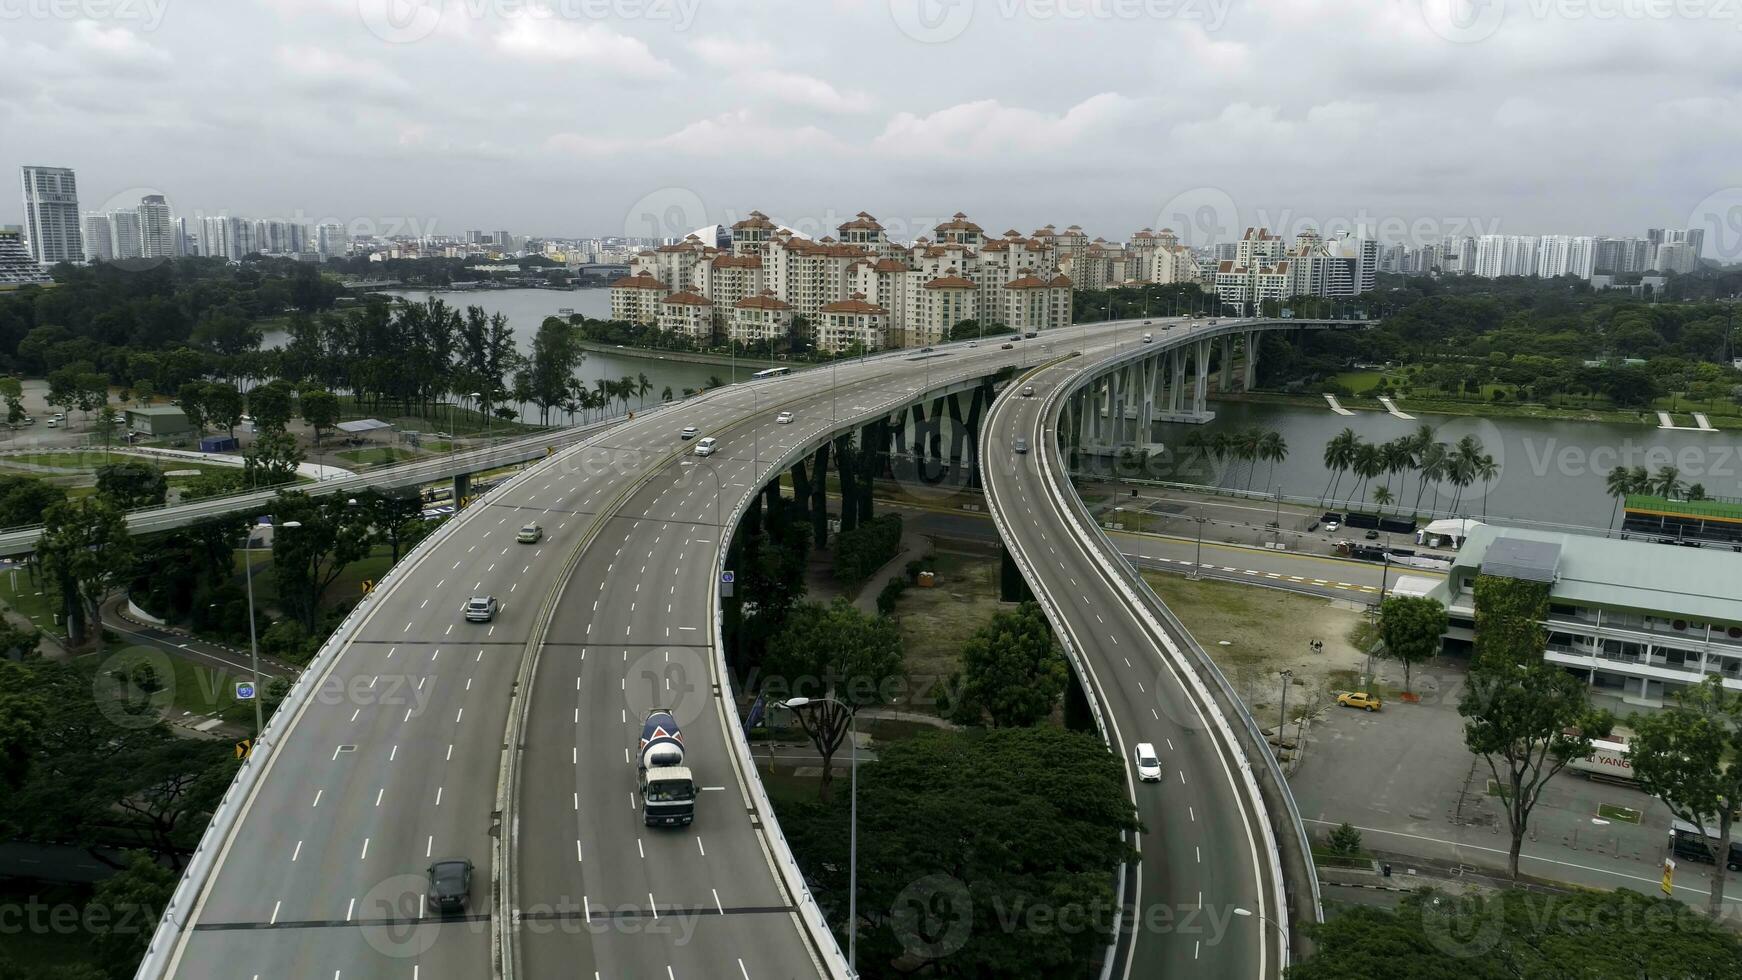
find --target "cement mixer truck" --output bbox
[638,708,696,827]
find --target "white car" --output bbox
[680,425,698,440]
[775,411,795,424]
[1134,743,1163,782]
[694,436,718,457]
[1323,521,1340,533]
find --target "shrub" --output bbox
[833,513,903,587]
[876,577,908,615]
[1327,821,1363,856]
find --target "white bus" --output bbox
[751,366,792,380]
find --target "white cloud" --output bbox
[688,36,775,68]
[739,69,873,114]
[874,94,1140,157]
[547,110,848,158]
[276,46,414,100]
[66,21,173,76]
[494,14,677,79]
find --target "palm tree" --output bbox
[1258,431,1288,491]
[1351,442,1385,509]
[592,377,610,415]
[1406,423,1436,505]
[1446,435,1485,513]
[1652,465,1685,500]
[1236,426,1265,489]
[636,371,653,407]
[618,375,637,412]
[1415,441,1449,514]
[1474,454,1499,519]
[661,385,674,403]
[1372,485,1394,514]
[1603,465,1637,535]
[1381,439,1412,500]
[1321,428,1358,505]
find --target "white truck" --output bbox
[637,709,696,826]
[1568,736,1634,783]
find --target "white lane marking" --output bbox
[291,840,302,862]
[360,838,369,860]
[312,790,323,807]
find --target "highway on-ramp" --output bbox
[982,322,1293,979]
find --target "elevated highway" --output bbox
[138,315,1354,979]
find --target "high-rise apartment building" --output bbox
[137,195,176,259]
[1474,235,1540,278]
[0,226,53,287]
[82,213,114,262]
[1536,235,1596,279]
[110,209,143,259]
[19,166,83,265]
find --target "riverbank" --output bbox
[1225,390,1739,430]
[574,340,783,372]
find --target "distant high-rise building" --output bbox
[0,225,53,287]
[317,223,347,260]
[1474,235,1540,278]
[1536,235,1595,279]
[491,230,512,248]
[82,213,114,262]
[110,209,143,259]
[1652,241,1700,275]
[174,216,190,257]
[19,166,83,265]
[137,195,175,259]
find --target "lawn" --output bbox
[84,642,255,725]
[887,549,1004,715]
[336,446,419,466]
[0,881,105,974]
[0,563,63,634]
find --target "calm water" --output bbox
[1151,400,1742,532]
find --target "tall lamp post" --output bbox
[1231,906,1288,960]
[681,460,723,528]
[779,696,858,976]
[1277,668,1293,743]
[243,517,301,739]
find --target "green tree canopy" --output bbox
[39,496,133,646]
[950,601,1068,727]
[95,461,168,509]
[1628,676,1742,918]
[1378,595,1447,692]
[1472,574,1550,669]
[298,387,340,445]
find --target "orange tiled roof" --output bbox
[735,290,792,311]
[662,290,712,306]
[611,271,667,290]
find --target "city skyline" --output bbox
[2,2,1739,247]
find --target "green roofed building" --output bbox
[1429,523,1742,711]
[1622,493,1742,546]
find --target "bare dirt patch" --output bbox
[889,548,1005,713]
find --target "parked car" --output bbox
[694,436,718,457]
[679,425,698,440]
[463,596,498,623]
[1134,742,1163,782]
[775,411,795,424]
[1323,521,1340,532]
[919,346,935,353]
[1337,691,1383,712]
[516,523,543,544]
[427,859,473,914]
[1364,529,1380,540]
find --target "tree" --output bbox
[1292,888,1742,980]
[1377,596,1446,693]
[201,382,243,436]
[38,497,133,646]
[782,728,1139,979]
[1372,485,1394,513]
[0,660,47,789]
[0,474,67,529]
[1652,464,1686,500]
[299,387,340,446]
[269,492,373,629]
[1604,464,1642,533]
[1258,430,1288,490]
[950,601,1068,727]
[763,599,904,801]
[175,382,206,434]
[95,461,169,509]
[1460,660,1600,878]
[354,490,423,562]
[247,379,296,434]
[661,385,674,403]
[243,431,303,488]
[0,377,23,425]
[88,850,177,978]
[1628,676,1742,918]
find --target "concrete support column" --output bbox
[452,471,471,506]
[1220,334,1234,392]
[1077,390,1094,446]
[809,441,831,548]
[1244,330,1260,389]
[1194,338,1212,414]
[1170,349,1186,414]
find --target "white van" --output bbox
[694,436,718,457]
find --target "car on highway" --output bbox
[516,523,543,543]
[1013,436,1029,454]
[694,436,718,457]
[427,858,473,914]
[463,595,498,623]
[1142,333,1154,343]
[968,341,978,348]
[1021,384,1035,397]
[1024,331,1039,338]
[44,419,56,428]
[1337,691,1383,712]
[776,411,795,424]
[919,346,935,353]
[1001,342,1014,350]
[679,425,698,440]
[1134,743,1163,782]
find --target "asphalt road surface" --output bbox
[983,323,1288,980]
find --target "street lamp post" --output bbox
[1274,485,1284,546]
[779,696,858,976]
[1232,906,1288,957]
[1278,669,1293,742]
[243,517,301,739]
[1189,516,1205,579]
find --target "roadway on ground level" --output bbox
[983,323,1288,979]
[156,320,1145,980]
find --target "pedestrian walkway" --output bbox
[1323,393,1355,416]
[1378,395,1415,420]
[1656,410,1708,431]
[853,531,932,614]
[1693,412,1716,431]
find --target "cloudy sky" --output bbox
[4,0,1739,249]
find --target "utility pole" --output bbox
[1278,669,1293,743]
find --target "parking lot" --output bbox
[1289,656,1742,911]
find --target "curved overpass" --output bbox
[982,317,1352,977]
[139,323,1139,980]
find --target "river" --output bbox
[1149,400,1742,533]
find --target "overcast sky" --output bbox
[4,0,1739,251]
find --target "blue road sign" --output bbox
[235,681,257,701]
[720,570,735,584]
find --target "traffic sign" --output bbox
[720,571,735,584]
[1662,858,1675,895]
[235,681,257,701]
[234,738,253,759]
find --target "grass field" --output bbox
[336,446,418,466]
[888,549,1003,715]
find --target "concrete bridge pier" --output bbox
[1220,335,1235,391]
[1243,330,1260,390]
[452,471,471,505]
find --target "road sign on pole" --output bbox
[235,681,256,701]
[234,738,253,759]
[721,569,734,598]
[1662,858,1675,895]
